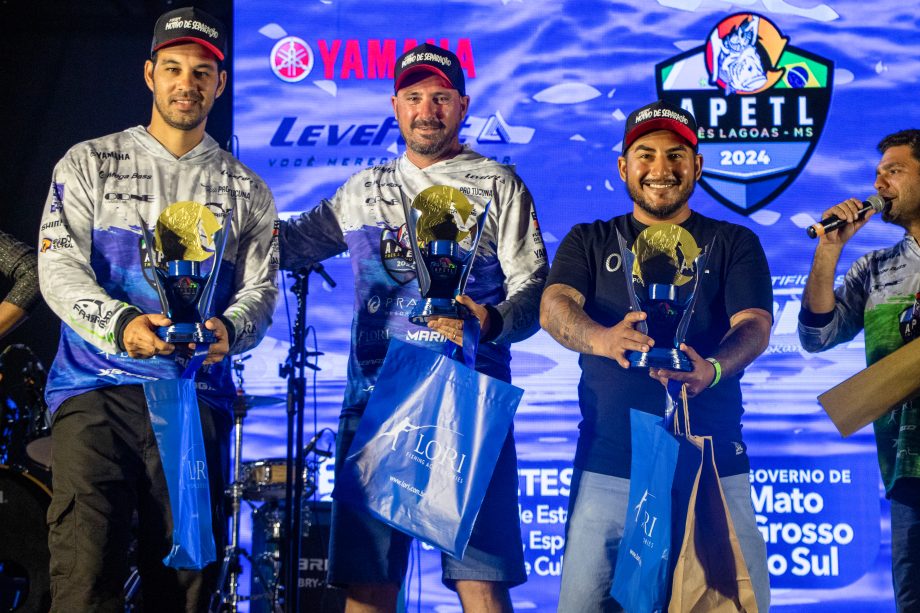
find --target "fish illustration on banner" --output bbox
[656,13,834,215]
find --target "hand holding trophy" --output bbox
[138,202,233,345]
[617,224,708,372]
[400,186,490,326]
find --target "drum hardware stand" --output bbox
[278,264,335,613]
[210,356,279,613]
[123,568,141,612]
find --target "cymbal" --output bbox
[236,394,283,408]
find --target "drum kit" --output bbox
[208,356,336,613]
[0,345,52,613]
[0,347,335,613]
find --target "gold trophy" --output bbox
[400,186,490,325]
[618,224,708,371]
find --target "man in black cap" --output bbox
[280,42,547,611]
[38,7,278,611]
[540,100,772,612]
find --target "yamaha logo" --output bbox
[271,36,314,83]
[263,33,476,84]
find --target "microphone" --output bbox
[310,262,337,288]
[807,195,887,238]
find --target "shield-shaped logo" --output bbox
[655,13,833,215]
[380,223,416,285]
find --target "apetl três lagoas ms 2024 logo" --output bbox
[656,13,833,215]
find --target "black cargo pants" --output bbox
[47,384,230,612]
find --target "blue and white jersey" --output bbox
[280,147,547,415]
[38,126,279,413]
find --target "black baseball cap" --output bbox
[623,100,698,151]
[394,43,465,96]
[151,7,227,62]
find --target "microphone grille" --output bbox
[867,194,887,212]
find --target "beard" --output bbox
[154,91,208,132]
[627,178,696,220]
[403,118,459,157]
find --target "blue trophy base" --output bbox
[628,347,692,372]
[157,322,216,344]
[408,298,470,325]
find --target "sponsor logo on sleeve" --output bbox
[50,182,64,213]
[72,299,114,327]
[40,236,74,252]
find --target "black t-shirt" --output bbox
[546,211,772,478]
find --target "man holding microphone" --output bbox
[799,129,920,612]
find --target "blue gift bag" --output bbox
[144,371,216,570]
[610,407,680,613]
[332,339,522,559]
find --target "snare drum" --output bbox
[0,465,51,612]
[240,458,316,501]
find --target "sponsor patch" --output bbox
[380,224,416,285]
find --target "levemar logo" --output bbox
[362,416,469,485]
[655,13,833,215]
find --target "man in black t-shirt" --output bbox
[540,100,773,612]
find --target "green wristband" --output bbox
[706,357,722,388]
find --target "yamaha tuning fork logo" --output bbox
[271,36,314,82]
[656,13,834,215]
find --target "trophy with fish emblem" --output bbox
[138,202,232,344]
[617,223,708,372]
[401,186,490,325]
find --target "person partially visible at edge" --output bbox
[279,42,547,613]
[0,230,40,341]
[36,7,278,611]
[798,129,920,612]
[540,100,772,612]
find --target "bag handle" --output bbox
[180,343,210,379]
[443,316,481,369]
[666,380,692,438]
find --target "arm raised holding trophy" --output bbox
[798,129,920,610]
[540,100,773,613]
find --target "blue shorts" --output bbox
[327,414,526,590]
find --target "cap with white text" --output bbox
[394,43,465,96]
[151,7,227,61]
[623,100,698,151]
